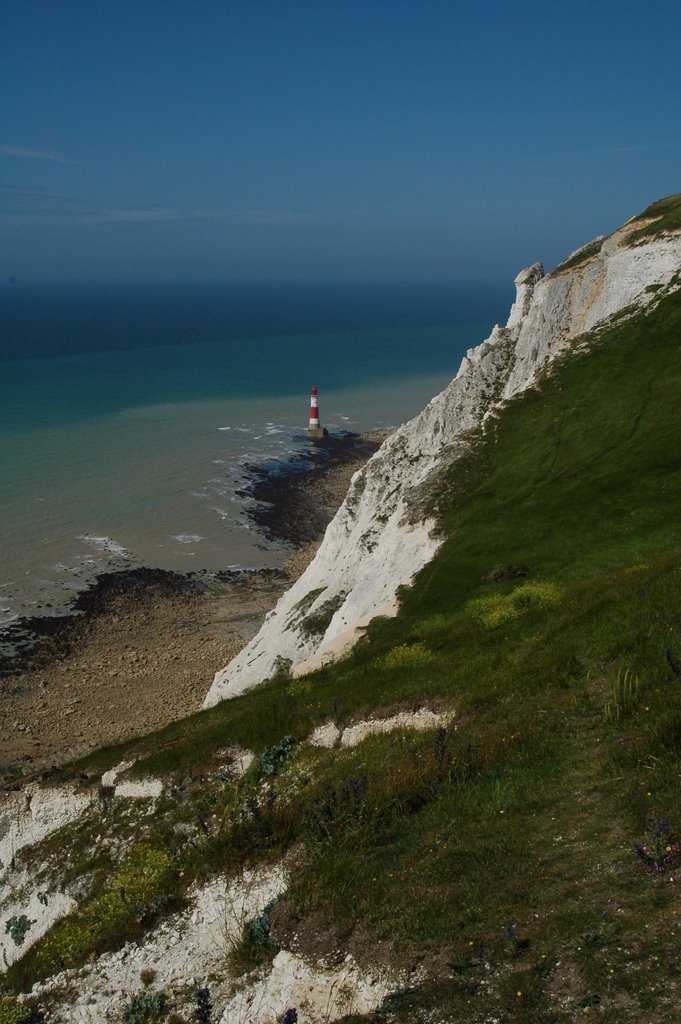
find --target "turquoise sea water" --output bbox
[0,280,510,628]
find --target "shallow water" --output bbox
[0,280,510,627]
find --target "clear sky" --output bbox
[2,0,680,284]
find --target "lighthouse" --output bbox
[307,385,328,441]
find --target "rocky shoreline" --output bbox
[242,429,387,546]
[0,430,389,785]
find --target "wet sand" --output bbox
[0,432,389,785]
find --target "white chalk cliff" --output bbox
[204,212,681,707]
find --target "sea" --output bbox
[0,280,510,633]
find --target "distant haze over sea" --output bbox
[0,279,510,629]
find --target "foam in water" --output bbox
[0,281,510,632]
[78,535,134,558]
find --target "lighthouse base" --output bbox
[307,425,328,442]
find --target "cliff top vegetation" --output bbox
[627,192,681,243]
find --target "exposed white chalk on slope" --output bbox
[0,784,96,972]
[308,708,455,749]
[0,784,96,878]
[204,220,681,708]
[220,949,393,1024]
[1,884,75,968]
[29,864,287,1023]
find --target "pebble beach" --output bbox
[0,431,389,784]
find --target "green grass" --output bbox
[551,235,605,273]
[626,192,681,243]
[4,284,681,1022]
[5,844,182,992]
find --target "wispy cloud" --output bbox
[94,206,178,224]
[0,144,76,164]
[0,190,318,233]
[0,185,62,201]
[0,191,224,229]
[232,210,315,226]
[0,186,71,218]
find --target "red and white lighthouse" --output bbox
[309,385,320,429]
[307,385,328,441]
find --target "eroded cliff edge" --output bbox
[204,207,681,707]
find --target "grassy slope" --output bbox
[316,285,681,1021]
[626,193,681,243]
[5,282,681,1023]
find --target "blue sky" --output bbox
[2,0,680,283]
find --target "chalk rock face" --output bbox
[29,864,288,1022]
[204,216,681,707]
[219,949,392,1024]
[0,784,95,875]
[506,261,545,328]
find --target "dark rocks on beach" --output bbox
[0,566,283,679]
[242,431,382,546]
[0,430,384,680]
[0,427,391,781]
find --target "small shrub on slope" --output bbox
[34,844,179,976]
[122,992,165,1023]
[4,916,34,948]
[465,581,561,628]
[634,815,681,874]
[228,899,279,974]
[245,735,295,784]
[378,642,434,670]
[193,987,213,1022]
[0,999,29,1024]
